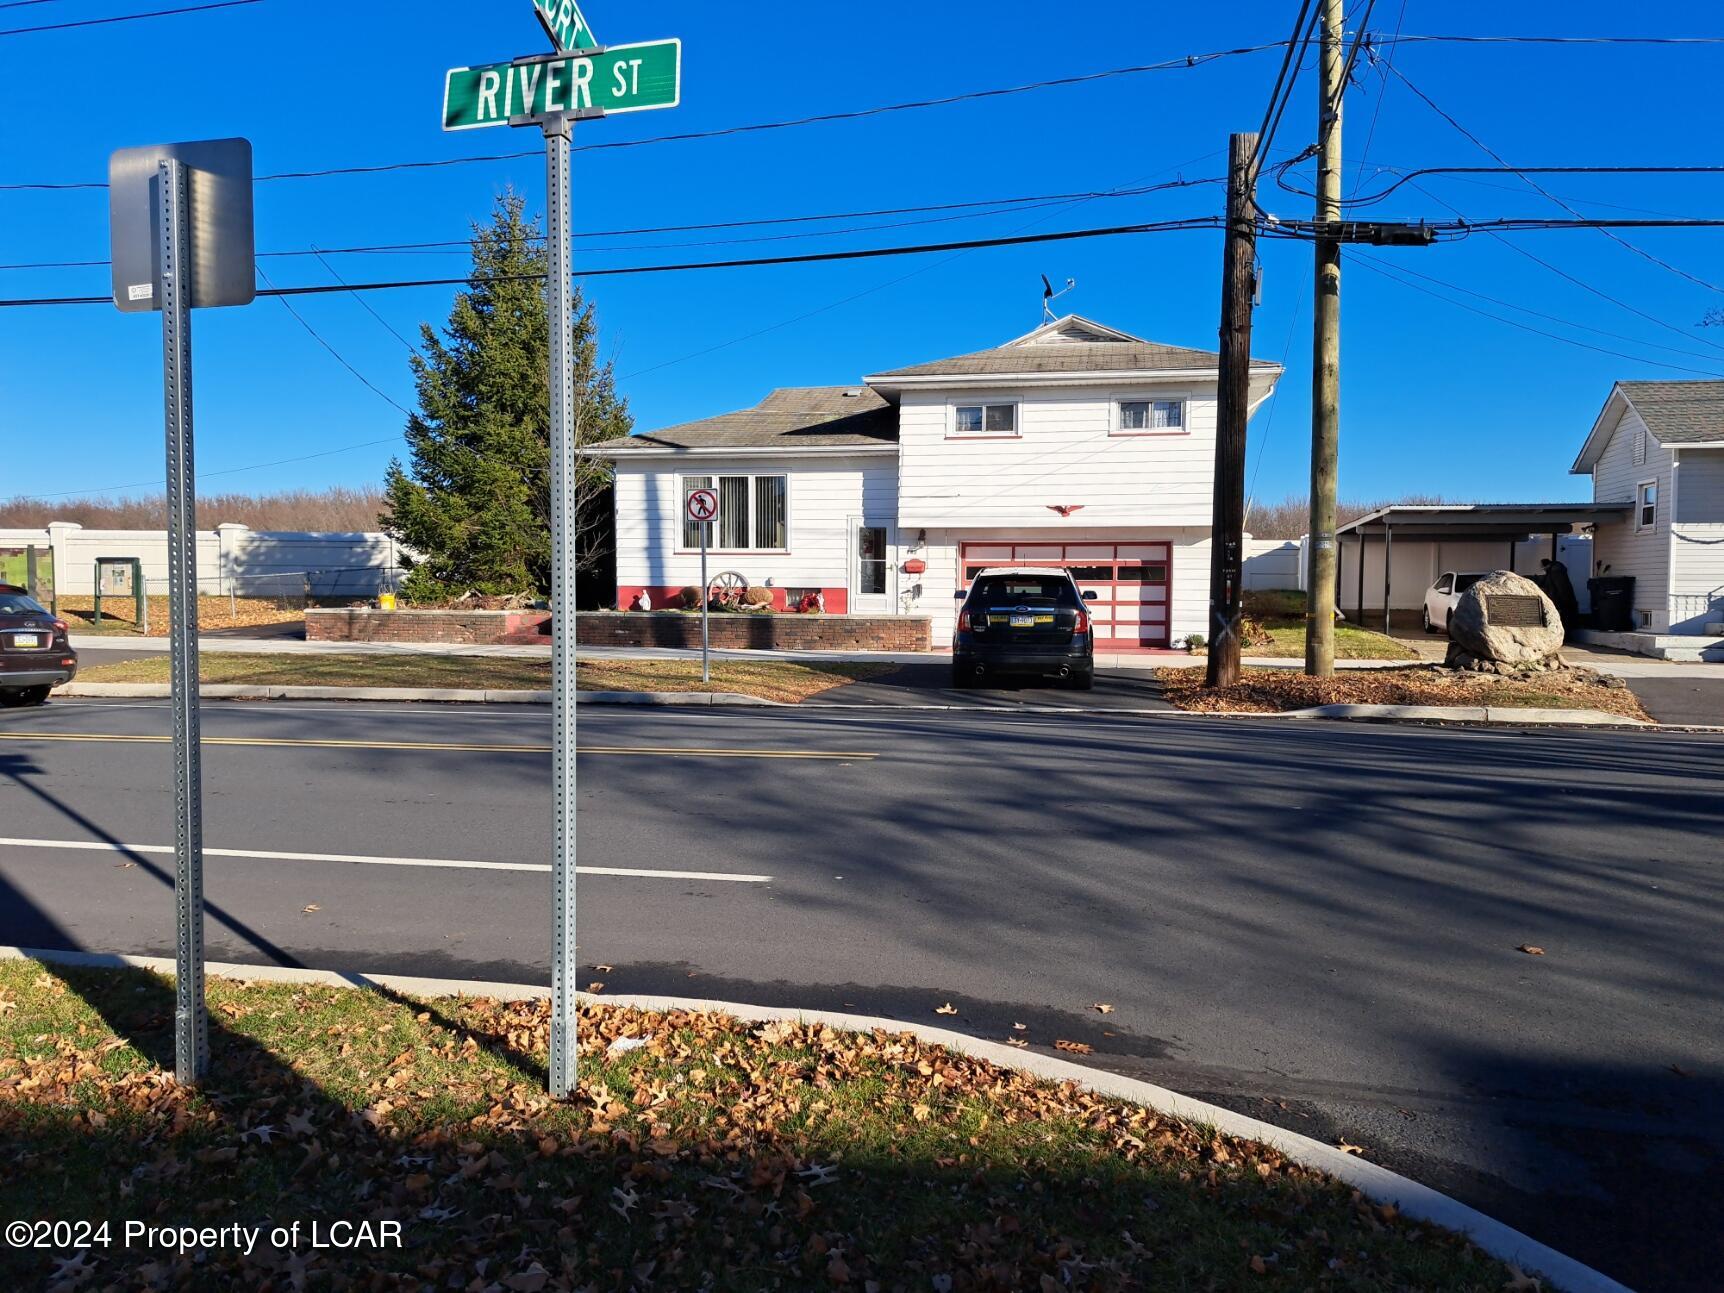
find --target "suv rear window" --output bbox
[970,576,1077,606]
[0,591,48,616]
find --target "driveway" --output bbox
[1622,675,1724,725]
[815,662,1173,710]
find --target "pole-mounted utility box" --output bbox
[93,556,146,630]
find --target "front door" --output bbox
[851,523,892,613]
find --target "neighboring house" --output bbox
[605,315,1281,648]
[1572,380,1724,634]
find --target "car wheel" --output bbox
[1423,607,1436,633]
[950,666,972,690]
[1066,669,1094,691]
[1,686,50,708]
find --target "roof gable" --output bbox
[1572,380,1724,473]
[1002,314,1147,347]
[616,386,897,453]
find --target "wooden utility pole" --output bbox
[1305,0,1345,677]
[1206,131,1259,689]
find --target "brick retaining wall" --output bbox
[306,608,931,651]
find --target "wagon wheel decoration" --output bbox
[707,570,749,606]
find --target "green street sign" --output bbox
[443,38,680,131]
[534,0,597,53]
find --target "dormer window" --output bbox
[951,402,1017,437]
[1117,398,1185,433]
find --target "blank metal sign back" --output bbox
[108,138,255,312]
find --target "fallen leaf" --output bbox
[1337,1140,1367,1156]
[587,982,605,993]
[1669,1064,1691,1078]
[911,1103,931,1122]
[302,904,321,914]
[1091,1003,1115,1015]
[1501,1266,1543,1292]
[934,1003,958,1016]
[1517,944,1544,956]
[594,964,614,973]
[1054,1040,1093,1055]
[1011,1022,1027,1031]
[1005,1037,1029,1048]
[1249,1255,1268,1275]
[114,861,135,869]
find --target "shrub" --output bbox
[741,585,774,608]
[1183,633,1207,652]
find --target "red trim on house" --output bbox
[617,585,848,614]
[958,541,1173,649]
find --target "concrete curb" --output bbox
[53,683,773,707]
[1284,702,1651,727]
[0,945,1631,1293]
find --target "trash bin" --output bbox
[1588,576,1636,631]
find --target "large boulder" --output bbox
[1446,570,1566,672]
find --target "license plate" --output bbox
[1009,615,1035,628]
[11,634,41,648]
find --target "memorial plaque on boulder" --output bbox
[1447,570,1566,673]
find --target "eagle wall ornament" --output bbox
[1047,504,1086,518]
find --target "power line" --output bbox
[1350,254,1724,377]
[0,219,1231,308]
[255,265,414,416]
[1383,62,1724,294]
[0,177,1223,273]
[0,43,1284,193]
[308,249,422,356]
[1349,0,1408,196]
[1377,33,1724,46]
[1249,2,1320,183]
[0,0,258,37]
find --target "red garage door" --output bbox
[960,542,1172,649]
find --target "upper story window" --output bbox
[1117,398,1185,433]
[682,474,788,550]
[1638,480,1658,532]
[951,402,1017,437]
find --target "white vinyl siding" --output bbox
[1590,403,1674,632]
[616,457,895,593]
[1671,450,1724,631]
[898,386,1226,529]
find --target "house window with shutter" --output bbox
[1633,429,1647,465]
[679,474,788,550]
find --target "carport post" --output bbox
[1355,530,1366,626]
[1381,524,1393,634]
[1508,539,1516,573]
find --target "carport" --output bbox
[1333,503,1632,630]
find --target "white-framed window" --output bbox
[950,402,1017,437]
[1116,398,1186,433]
[680,473,787,550]
[1637,479,1659,532]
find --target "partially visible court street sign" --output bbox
[534,0,597,53]
[443,38,680,130]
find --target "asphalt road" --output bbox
[0,699,1719,1289]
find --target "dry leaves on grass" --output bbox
[1157,663,1651,721]
[0,964,1522,1293]
[1054,1039,1094,1055]
[1517,945,1546,957]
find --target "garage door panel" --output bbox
[958,541,1172,648]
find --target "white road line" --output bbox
[0,837,770,884]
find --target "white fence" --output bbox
[0,523,404,598]
[1242,537,1301,590]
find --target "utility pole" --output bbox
[1305,0,1345,677]
[1206,131,1259,689]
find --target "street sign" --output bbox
[442,38,681,130]
[109,138,255,312]
[686,488,718,524]
[534,0,597,52]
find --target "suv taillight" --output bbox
[52,620,68,634]
[1073,607,1090,635]
[958,609,971,632]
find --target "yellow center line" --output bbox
[0,731,875,759]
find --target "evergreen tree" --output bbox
[383,193,630,600]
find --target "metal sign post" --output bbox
[447,9,681,1102]
[160,157,208,1085]
[110,137,254,1087]
[544,110,580,1101]
[686,488,719,684]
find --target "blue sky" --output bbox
[2,0,1721,511]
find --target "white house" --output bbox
[606,316,1281,649]
[1572,380,1724,636]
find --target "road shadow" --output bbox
[815,662,1173,711]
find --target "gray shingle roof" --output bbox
[1619,380,1724,444]
[624,386,896,451]
[870,339,1272,378]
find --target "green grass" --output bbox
[76,654,890,702]
[1242,589,1419,660]
[0,960,1522,1291]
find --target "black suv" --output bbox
[0,584,76,707]
[952,567,1096,689]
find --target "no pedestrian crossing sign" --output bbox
[686,488,719,524]
[442,39,680,130]
[534,0,597,52]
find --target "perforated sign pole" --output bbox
[686,489,718,683]
[161,157,208,1085]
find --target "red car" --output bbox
[0,584,77,707]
